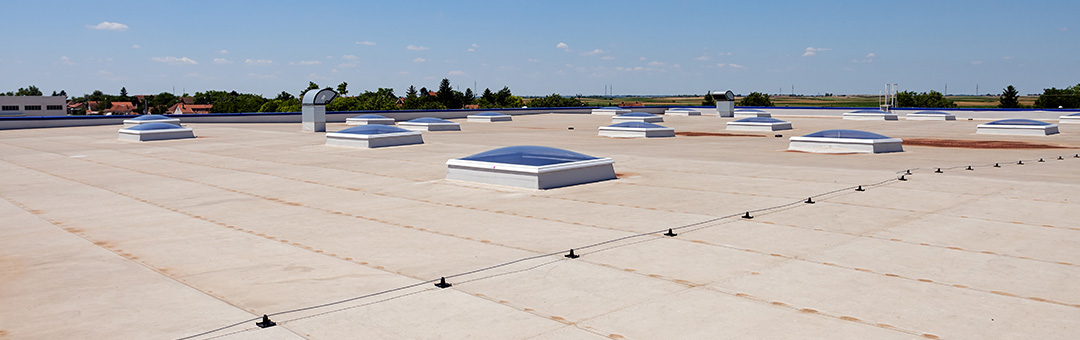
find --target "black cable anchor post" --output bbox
[993,163,1000,168]
[966,165,974,171]
[564,249,580,259]
[855,185,865,192]
[1018,160,1024,165]
[1038,158,1045,162]
[256,315,277,328]
[805,197,815,204]
[1058,156,1064,160]
[435,277,452,288]
[663,228,678,237]
[905,169,912,175]
[741,211,753,219]
[1075,154,1079,158]
[935,168,943,173]
[898,175,908,181]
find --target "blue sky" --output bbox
[1,0,1077,97]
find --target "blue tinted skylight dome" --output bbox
[734,117,785,123]
[984,119,1052,126]
[460,146,599,166]
[617,112,659,117]
[124,122,186,131]
[669,108,695,111]
[849,110,890,114]
[130,115,172,121]
[351,114,389,119]
[608,122,667,129]
[910,111,954,115]
[1069,112,1080,117]
[600,106,622,110]
[336,125,412,135]
[803,129,891,139]
[734,109,768,113]
[407,117,453,124]
[473,112,508,117]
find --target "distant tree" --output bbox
[336,81,349,96]
[419,87,430,97]
[701,92,715,106]
[89,90,105,101]
[148,92,178,115]
[15,85,43,96]
[299,81,320,98]
[895,90,956,108]
[119,87,128,98]
[435,78,464,109]
[274,91,295,101]
[463,88,475,106]
[527,94,585,108]
[194,90,268,113]
[131,97,143,114]
[738,92,773,106]
[58,90,67,97]
[51,91,58,96]
[999,85,1021,108]
[1033,84,1080,108]
[405,85,418,98]
[481,88,495,103]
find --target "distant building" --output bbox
[168,102,213,114]
[104,102,137,115]
[0,96,68,117]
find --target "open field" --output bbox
[573,95,1040,108]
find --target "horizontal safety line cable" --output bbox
[177,151,1077,340]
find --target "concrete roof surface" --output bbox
[1,113,1079,339]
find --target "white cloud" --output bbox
[639,57,648,61]
[694,56,710,61]
[248,73,276,80]
[448,70,466,76]
[1060,27,1069,32]
[971,60,983,65]
[556,42,569,51]
[634,66,644,71]
[295,60,321,65]
[356,41,376,46]
[213,58,232,64]
[398,71,409,75]
[60,56,74,65]
[527,58,540,62]
[851,53,876,63]
[337,63,357,68]
[151,56,198,65]
[581,49,606,56]
[601,56,615,60]
[307,72,330,80]
[131,44,141,49]
[407,45,429,51]
[88,21,128,31]
[341,54,358,60]
[803,47,830,57]
[716,63,727,67]
[1002,56,1013,60]
[729,63,744,68]
[467,43,478,52]
[718,52,734,56]
[413,58,426,63]
[218,49,229,54]
[245,59,273,65]
[647,61,664,66]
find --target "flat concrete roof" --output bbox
[2,113,1079,339]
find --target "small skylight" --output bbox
[130,115,172,121]
[983,119,1053,126]
[608,122,668,129]
[733,117,786,123]
[123,122,187,131]
[351,114,390,119]
[802,129,891,139]
[617,112,659,117]
[459,146,600,166]
[335,125,412,135]
[407,117,453,124]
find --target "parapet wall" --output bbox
[0,105,1068,130]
